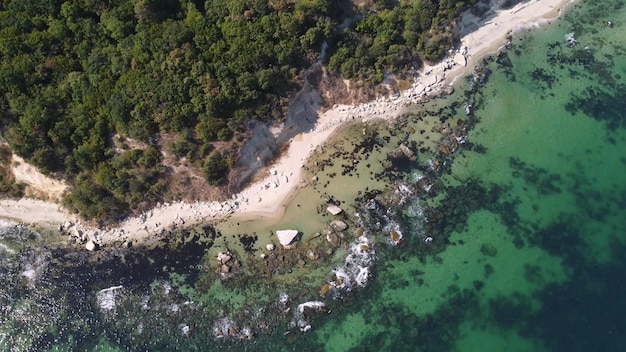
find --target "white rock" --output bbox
[217,252,231,263]
[454,53,466,67]
[276,230,299,248]
[85,240,97,251]
[426,74,439,87]
[266,243,275,251]
[326,205,343,215]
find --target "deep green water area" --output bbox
[2,0,626,350]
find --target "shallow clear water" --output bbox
[2,1,626,351]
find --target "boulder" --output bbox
[276,230,299,248]
[85,240,97,251]
[266,243,275,251]
[326,204,343,215]
[306,250,319,260]
[326,205,343,215]
[398,143,415,159]
[480,243,498,257]
[326,233,340,247]
[217,252,232,264]
[454,53,466,67]
[426,74,438,87]
[388,143,416,162]
[330,220,348,232]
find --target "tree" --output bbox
[203,151,229,186]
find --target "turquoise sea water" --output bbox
[302,1,626,351]
[2,1,626,350]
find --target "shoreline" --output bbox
[0,0,578,248]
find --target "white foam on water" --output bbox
[296,301,325,313]
[213,317,234,338]
[96,286,123,312]
[332,235,375,291]
[162,282,172,295]
[21,269,36,281]
[278,292,290,305]
[141,295,150,310]
[385,221,404,245]
[292,301,327,332]
[180,324,190,336]
[212,317,253,339]
[0,243,15,254]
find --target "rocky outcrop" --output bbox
[216,251,241,277]
[388,143,416,160]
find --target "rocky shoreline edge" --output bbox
[0,0,579,252]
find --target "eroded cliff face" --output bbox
[231,78,323,190]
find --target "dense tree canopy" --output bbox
[327,0,478,83]
[0,0,478,220]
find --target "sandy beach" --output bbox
[0,0,578,247]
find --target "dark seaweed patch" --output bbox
[345,287,479,352]
[238,233,258,252]
[488,292,532,329]
[526,219,587,269]
[509,157,562,195]
[496,51,516,81]
[529,67,556,90]
[565,84,626,130]
[523,263,544,285]
[526,240,626,352]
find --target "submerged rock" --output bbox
[330,220,348,232]
[319,283,332,297]
[480,243,498,257]
[306,250,319,260]
[566,32,577,47]
[390,230,402,245]
[388,143,416,161]
[327,233,340,247]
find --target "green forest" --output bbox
[0,0,477,220]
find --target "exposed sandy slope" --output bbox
[0,0,578,247]
[11,154,68,201]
